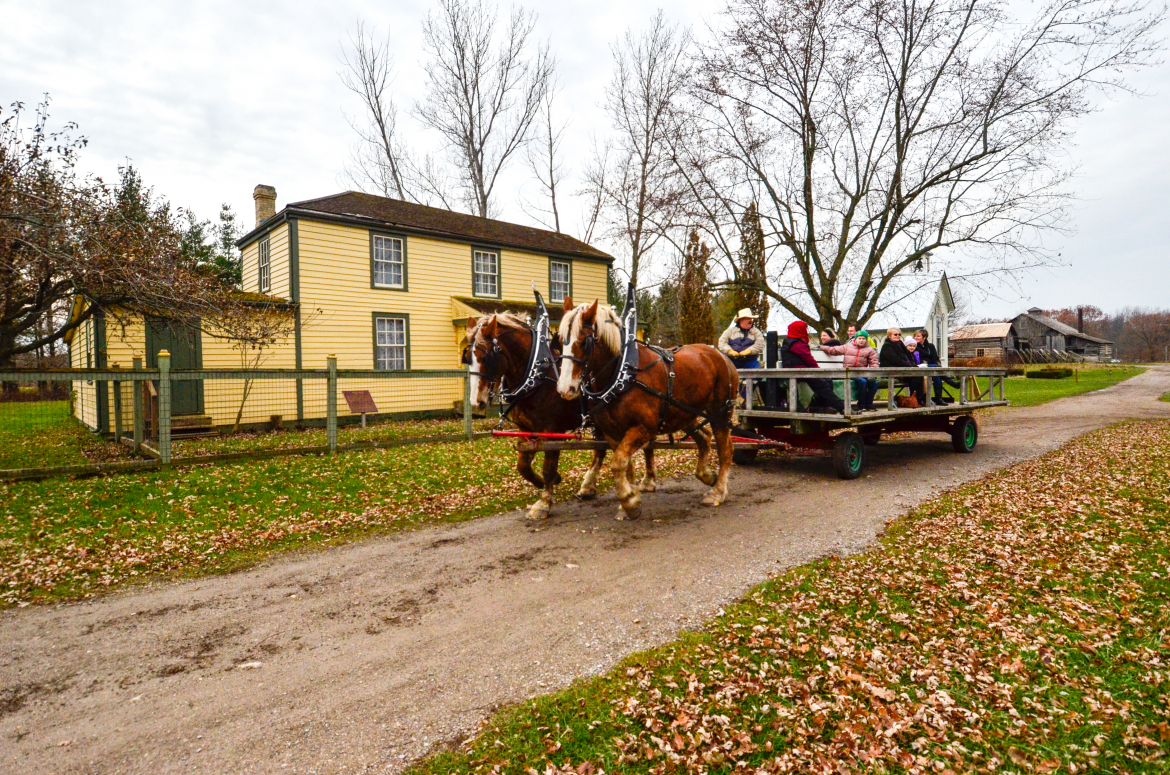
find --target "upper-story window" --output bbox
[372,234,406,289]
[473,249,499,297]
[258,237,271,293]
[549,260,571,303]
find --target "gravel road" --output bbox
[3,367,1168,775]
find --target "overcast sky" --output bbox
[2,0,1166,322]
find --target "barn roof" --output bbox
[1016,311,1112,344]
[950,323,1015,340]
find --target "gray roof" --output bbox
[1016,312,1112,344]
[950,323,1015,340]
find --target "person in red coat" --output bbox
[780,321,845,412]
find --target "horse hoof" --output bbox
[617,504,642,521]
[697,471,717,487]
[701,493,723,507]
[575,490,597,501]
[640,481,657,493]
[526,505,550,520]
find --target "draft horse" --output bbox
[556,298,739,520]
[466,312,657,519]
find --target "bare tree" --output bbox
[340,22,414,201]
[678,0,1163,332]
[416,0,553,218]
[587,11,691,287]
[520,78,566,232]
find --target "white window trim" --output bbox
[372,234,406,289]
[258,237,271,293]
[374,315,408,371]
[549,259,571,303]
[472,249,499,298]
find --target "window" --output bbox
[374,315,408,370]
[258,237,271,293]
[372,234,406,289]
[975,348,986,357]
[549,260,571,303]
[473,249,499,297]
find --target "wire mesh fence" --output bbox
[0,355,484,478]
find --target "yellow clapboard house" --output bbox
[67,186,613,434]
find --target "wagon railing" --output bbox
[738,366,1008,421]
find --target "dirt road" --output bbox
[3,368,1168,775]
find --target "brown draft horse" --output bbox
[556,298,739,520]
[466,314,658,519]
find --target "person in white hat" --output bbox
[717,308,765,369]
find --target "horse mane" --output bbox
[470,312,530,348]
[561,302,623,354]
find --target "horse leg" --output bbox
[691,426,718,487]
[701,425,734,507]
[575,448,606,500]
[517,450,544,489]
[639,447,657,492]
[611,431,651,520]
[526,450,561,520]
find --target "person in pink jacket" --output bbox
[822,330,879,410]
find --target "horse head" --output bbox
[465,313,533,409]
[558,297,625,400]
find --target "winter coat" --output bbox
[916,339,941,366]
[780,321,819,368]
[879,338,915,368]
[717,323,765,358]
[821,340,879,368]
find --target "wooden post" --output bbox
[788,377,797,413]
[887,376,896,411]
[463,365,474,441]
[157,349,171,466]
[132,357,144,453]
[326,355,338,454]
[744,377,753,411]
[112,363,123,442]
[959,373,968,405]
[842,371,852,417]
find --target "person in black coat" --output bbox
[914,329,959,403]
[879,328,925,405]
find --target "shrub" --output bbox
[950,356,1008,368]
[1006,367,1026,376]
[1026,368,1074,379]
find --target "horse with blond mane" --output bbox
[466,309,658,519]
[556,296,739,520]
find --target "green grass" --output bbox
[1160,392,1169,403]
[1003,365,1143,407]
[0,437,697,606]
[0,401,128,470]
[413,420,1170,774]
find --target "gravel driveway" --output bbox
[3,366,1168,775]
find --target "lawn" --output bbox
[415,419,1170,775]
[1002,365,1143,407]
[0,400,129,470]
[0,437,697,606]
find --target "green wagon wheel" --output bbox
[951,415,978,453]
[832,432,865,479]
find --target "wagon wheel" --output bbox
[733,445,760,465]
[951,415,978,453]
[832,432,865,479]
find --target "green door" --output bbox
[146,319,204,415]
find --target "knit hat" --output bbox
[786,320,809,342]
[855,330,869,340]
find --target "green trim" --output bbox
[471,245,502,300]
[372,312,411,371]
[369,230,409,291]
[548,258,572,304]
[290,218,303,421]
[237,207,614,265]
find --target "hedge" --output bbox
[1026,368,1074,379]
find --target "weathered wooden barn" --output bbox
[948,323,1019,360]
[1009,308,1114,362]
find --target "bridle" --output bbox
[465,296,559,417]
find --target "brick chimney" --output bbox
[253,184,277,227]
[1077,307,1084,334]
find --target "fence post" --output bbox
[326,355,338,455]
[132,357,144,453]
[157,350,172,466]
[464,366,474,441]
[112,364,124,442]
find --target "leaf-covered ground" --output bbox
[416,420,1170,775]
[0,401,131,470]
[0,438,697,606]
[1002,367,1142,408]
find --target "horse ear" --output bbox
[583,300,599,323]
[466,316,478,332]
[482,317,499,338]
[562,296,574,312]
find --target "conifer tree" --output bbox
[678,230,714,344]
[733,203,769,326]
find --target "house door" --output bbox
[146,319,204,415]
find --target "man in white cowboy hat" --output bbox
[717,308,765,369]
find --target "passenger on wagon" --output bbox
[914,329,959,404]
[717,308,765,370]
[819,329,841,347]
[822,330,879,411]
[879,327,926,405]
[781,321,845,413]
[846,324,877,349]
